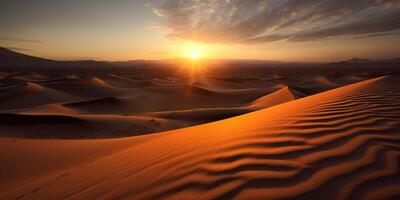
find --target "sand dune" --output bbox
[145,107,250,123]
[248,86,307,109]
[314,75,338,87]
[0,82,77,110]
[18,104,79,115]
[104,74,156,88]
[63,97,135,114]
[1,75,399,199]
[194,76,270,90]
[0,113,184,139]
[144,85,294,124]
[60,83,270,115]
[41,76,124,98]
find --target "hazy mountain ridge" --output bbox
[1,47,399,71]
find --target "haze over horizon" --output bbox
[1,0,400,62]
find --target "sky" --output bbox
[0,0,399,62]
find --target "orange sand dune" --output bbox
[104,74,156,88]
[40,76,125,98]
[248,86,307,109]
[1,75,399,199]
[0,82,78,110]
[61,84,269,114]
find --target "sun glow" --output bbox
[179,42,209,60]
[190,49,201,60]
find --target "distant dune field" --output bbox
[1,50,381,139]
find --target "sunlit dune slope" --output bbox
[248,86,307,109]
[1,75,400,200]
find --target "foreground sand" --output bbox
[1,75,399,199]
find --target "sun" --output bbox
[179,42,208,60]
[190,49,201,60]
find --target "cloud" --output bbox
[353,30,400,39]
[151,0,400,44]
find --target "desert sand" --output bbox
[1,48,400,199]
[1,73,400,199]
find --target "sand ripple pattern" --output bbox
[137,76,400,200]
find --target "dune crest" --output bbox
[249,86,306,109]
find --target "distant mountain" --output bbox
[342,58,372,64]
[104,60,146,66]
[0,47,112,69]
[328,57,400,73]
[331,57,400,65]
[380,58,400,63]
[331,58,373,65]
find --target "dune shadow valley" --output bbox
[1,1,400,199]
